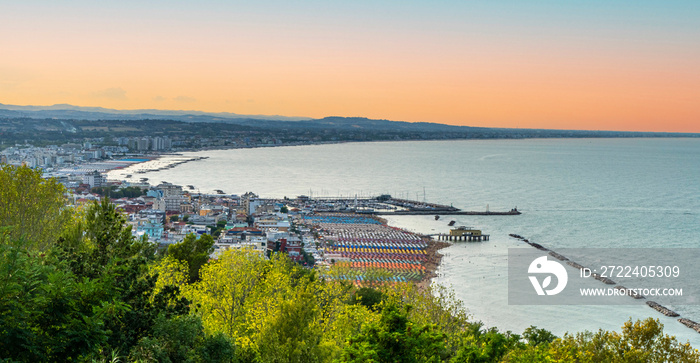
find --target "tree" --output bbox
[341,302,448,363]
[0,164,70,250]
[129,315,237,363]
[0,234,117,361]
[50,199,162,354]
[451,327,522,363]
[183,249,276,340]
[257,290,328,362]
[167,233,215,282]
[522,326,555,347]
[504,318,700,362]
[350,287,384,311]
[57,198,155,278]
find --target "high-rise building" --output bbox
[83,170,105,188]
[137,138,150,151]
[152,137,164,151]
[163,136,172,150]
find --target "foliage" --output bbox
[183,249,367,361]
[0,164,70,250]
[129,314,237,363]
[151,255,190,300]
[257,290,330,362]
[503,318,700,362]
[208,220,228,238]
[522,325,556,347]
[384,283,470,355]
[341,302,448,363]
[451,326,522,363]
[56,198,155,278]
[167,233,214,282]
[350,287,385,311]
[0,235,124,361]
[2,173,700,362]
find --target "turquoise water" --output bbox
[110,138,700,344]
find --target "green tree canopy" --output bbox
[167,233,215,283]
[0,164,70,250]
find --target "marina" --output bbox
[287,194,520,217]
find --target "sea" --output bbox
[109,138,700,344]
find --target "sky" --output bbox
[1,1,699,132]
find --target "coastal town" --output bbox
[1,139,462,284]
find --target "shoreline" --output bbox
[417,238,451,291]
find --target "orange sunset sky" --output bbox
[1,1,699,132]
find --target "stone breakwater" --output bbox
[679,319,700,333]
[646,301,680,317]
[510,234,700,334]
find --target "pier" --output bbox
[437,226,490,242]
[437,233,489,242]
[371,210,520,216]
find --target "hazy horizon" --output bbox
[3,101,700,134]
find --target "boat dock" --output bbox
[285,194,520,216]
[370,210,520,216]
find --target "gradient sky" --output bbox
[2,1,699,132]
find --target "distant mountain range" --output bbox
[0,103,697,137]
[0,103,312,123]
[0,103,485,133]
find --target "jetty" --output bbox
[289,194,520,216]
[437,226,490,241]
[509,234,700,334]
[372,210,521,216]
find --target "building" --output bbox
[136,222,164,241]
[155,182,185,212]
[137,138,150,152]
[82,170,105,188]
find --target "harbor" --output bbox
[286,194,520,217]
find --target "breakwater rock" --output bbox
[591,273,616,285]
[529,242,548,251]
[510,233,698,332]
[567,261,585,270]
[679,319,700,333]
[614,286,645,299]
[548,251,569,261]
[646,301,679,317]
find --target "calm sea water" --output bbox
[110,138,700,344]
